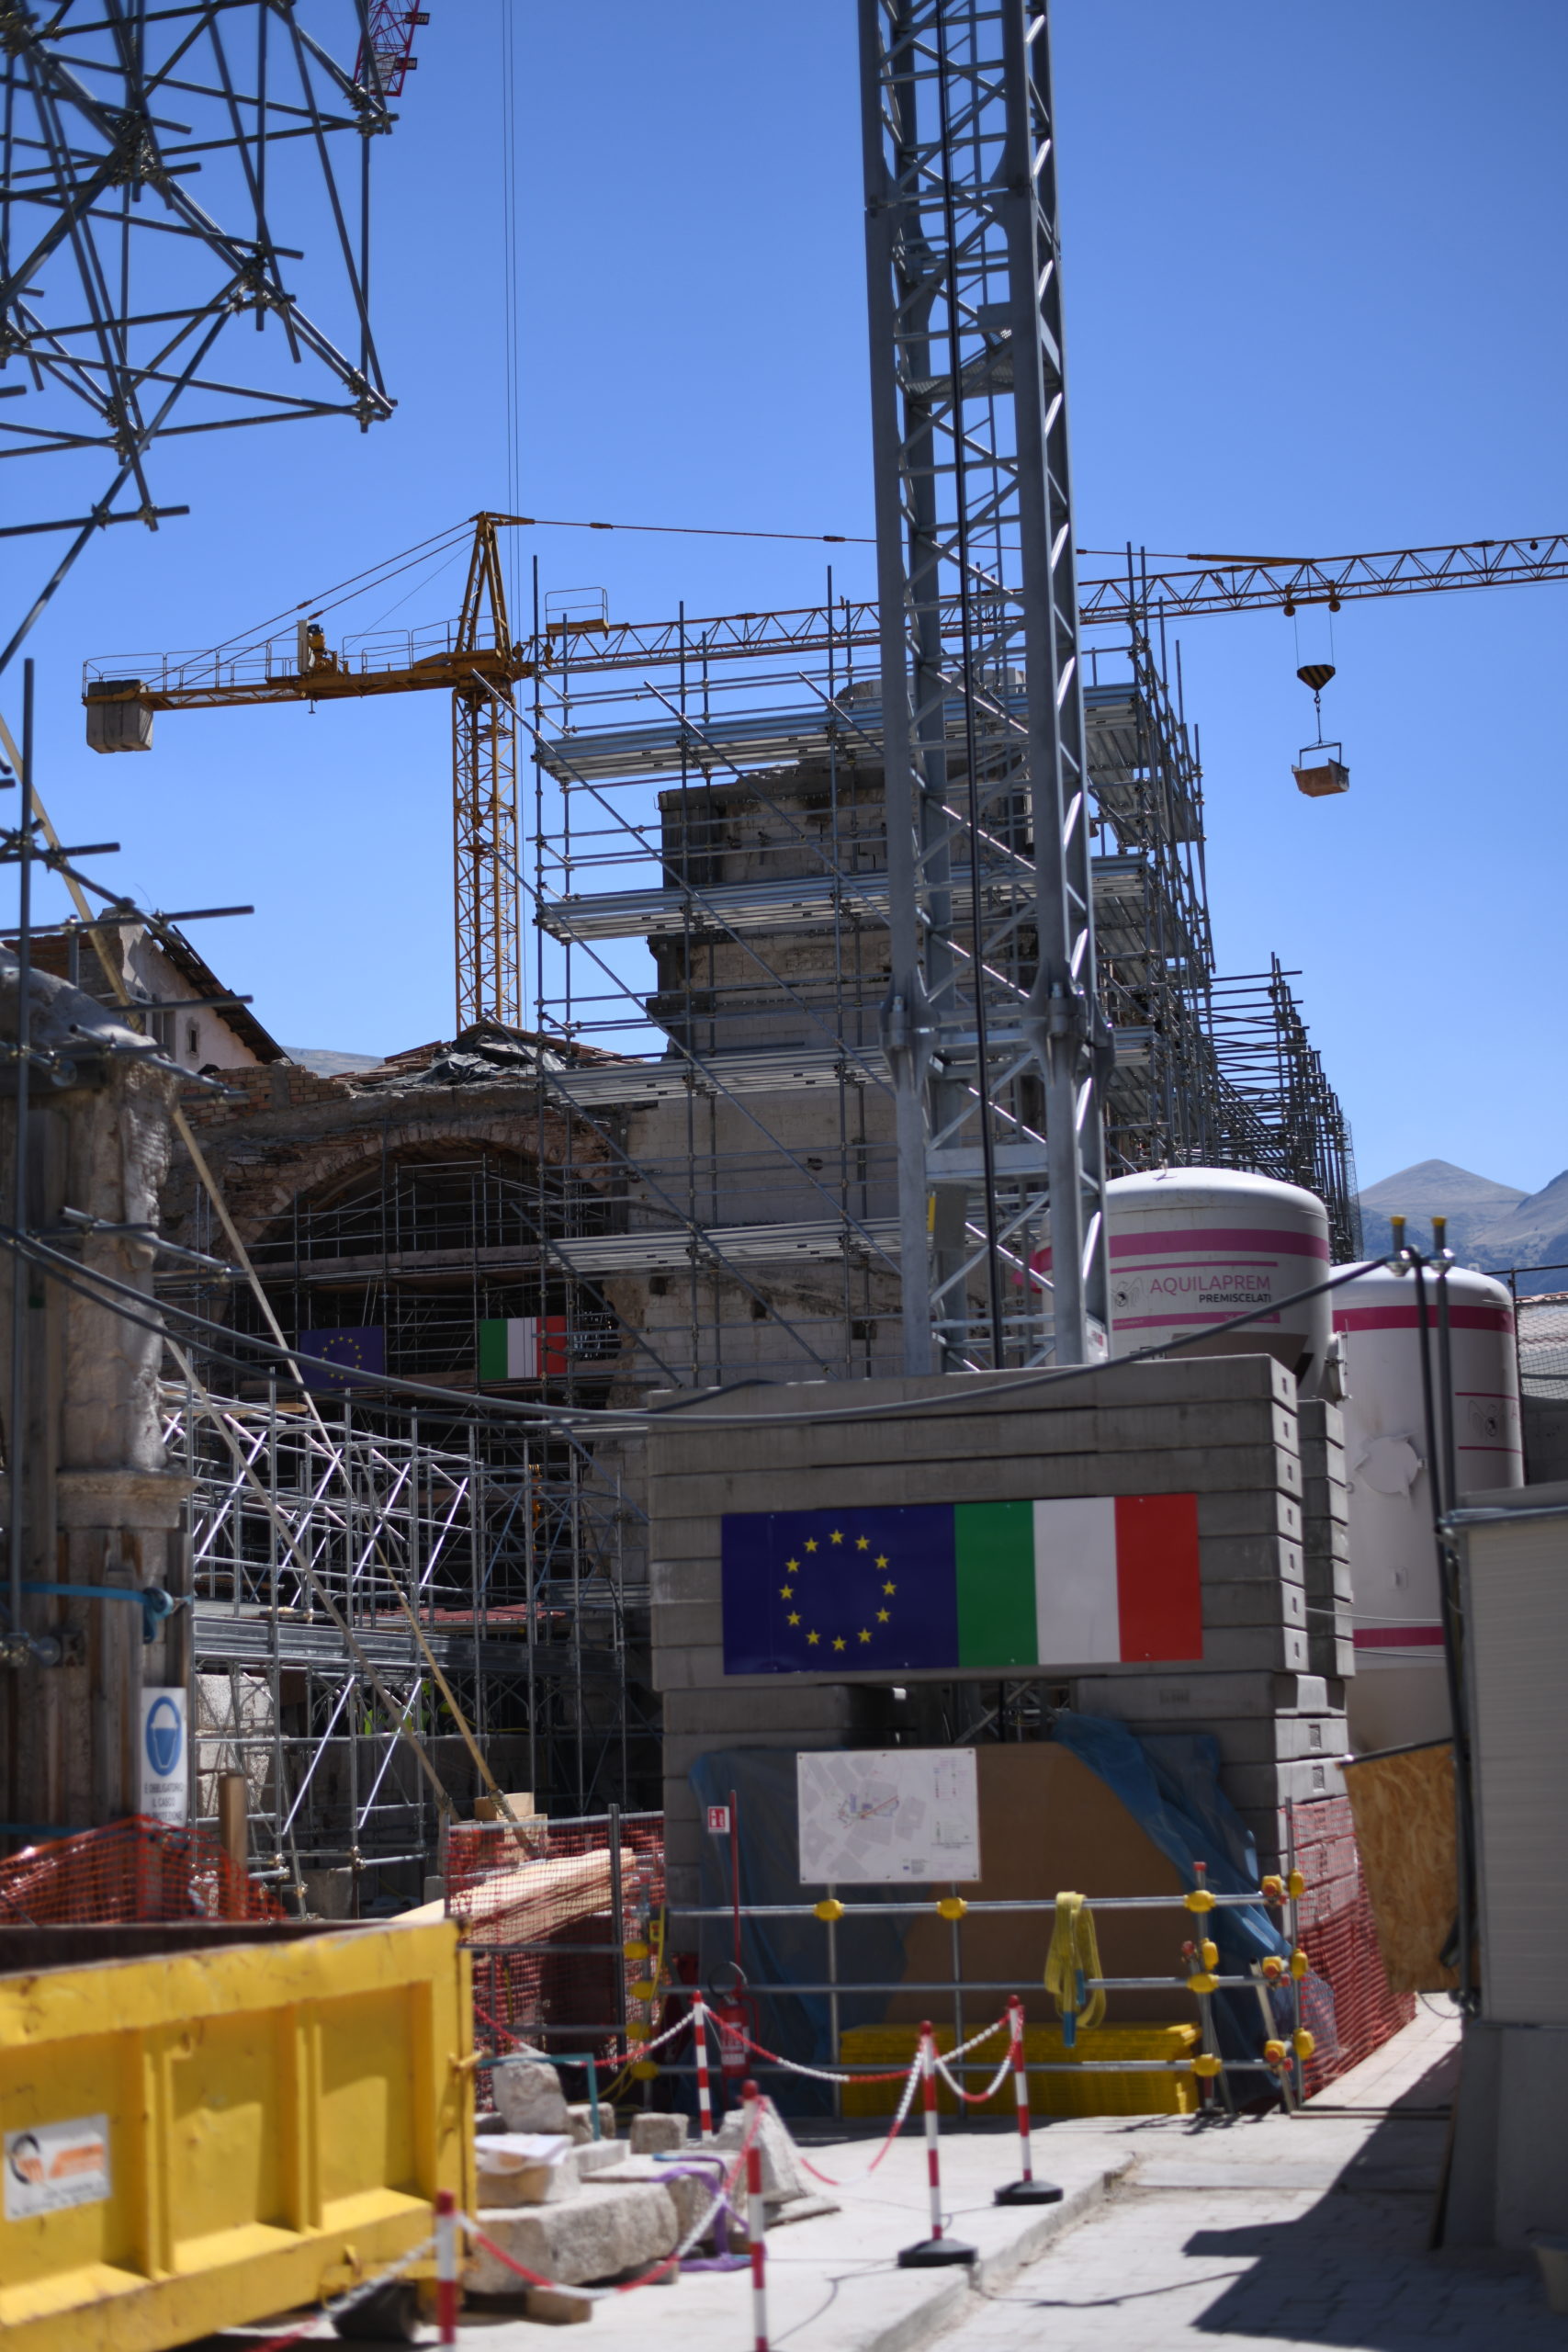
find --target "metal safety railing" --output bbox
[441,1805,1324,2121]
[667,1851,1318,2118]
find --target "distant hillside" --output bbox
[1358,1159,1568,1292]
[285,1046,384,1078]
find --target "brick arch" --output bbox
[243,1127,564,1254]
[296,1134,545,1217]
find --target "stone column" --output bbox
[0,956,187,1836]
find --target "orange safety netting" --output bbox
[0,1815,283,1927]
[1292,1795,1414,2096]
[445,1811,666,2084]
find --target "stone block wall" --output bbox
[1299,1398,1354,1681]
[647,1352,1349,1899]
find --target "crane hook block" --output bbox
[1296,662,1337,692]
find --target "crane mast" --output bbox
[859,0,1109,1374]
[452,518,523,1031]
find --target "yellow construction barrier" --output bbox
[0,1920,473,2350]
[840,2020,1200,2120]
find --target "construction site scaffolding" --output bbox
[170,1371,650,1908]
[504,588,1359,1396]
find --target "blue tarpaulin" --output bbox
[685,1717,1292,2113]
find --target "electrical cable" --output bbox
[491,511,873,547]
[2,1217,1395,1437]
[194,521,474,656]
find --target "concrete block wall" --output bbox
[647,1352,1349,1900]
[1298,1399,1354,1682]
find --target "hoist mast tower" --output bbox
[859,0,1110,1374]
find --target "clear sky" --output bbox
[4,2,1564,1194]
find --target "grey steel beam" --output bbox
[0,6,394,672]
[858,0,1109,1370]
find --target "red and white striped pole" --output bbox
[743,2078,769,2352]
[693,1989,714,2140]
[897,2022,975,2267]
[434,2187,458,2345]
[994,1995,1063,2208]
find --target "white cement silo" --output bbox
[1332,1263,1521,1752]
[1100,1168,1335,1392]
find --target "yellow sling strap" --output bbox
[1043,1890,1107,2048]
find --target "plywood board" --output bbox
[885,1745,1194,2028]
[1342,1742,1459,1994]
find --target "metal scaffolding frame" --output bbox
[506,568,1359,1399]
[0,1,395,672]
[859,0,1109,1373]
[171,1370,652,1903]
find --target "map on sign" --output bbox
[795,1748,981,1884]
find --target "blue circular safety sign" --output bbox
[144,1695,183,1778]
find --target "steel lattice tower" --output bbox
[0,1,397,673]
[859,0,1110,1371]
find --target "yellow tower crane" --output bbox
[84,512,538,1031]
[85,520,1568,1032]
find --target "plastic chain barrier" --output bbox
[461,2100,761,2304]
[795,2045,926,2188]
[250,2231,438,2351]
[723,2004,1013,2086]
[932,2043,1015,2107]
[928,2010,1011,2105]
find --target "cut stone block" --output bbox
[1224,1756,1347,1811]
[523,2283,593,2324]
[586,2159,724,2245]
[474,2132,575,2207]
[468,2182,679,2293]
[1199,1488,1303,1540]
[1201,1624,1309,1672]
[628,2112,689,2155]
[494,2059,574,2136]
[1195,1532,1305,1584]
[1116,1713,1347,1769]
[574,2136,627,2177]
[713,2095,806,2205]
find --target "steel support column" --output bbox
[859,0,1110,1369]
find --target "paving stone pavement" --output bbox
[951,2177,1562,2352]
[942,2008,1568,2352]
[197,2006,1567,2350]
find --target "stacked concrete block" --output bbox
[648,1352,1348,1899]
[1298,1399,1353,1683]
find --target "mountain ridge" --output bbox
[1358,1158,1568,1292]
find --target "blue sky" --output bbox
[4,2,1564,1193]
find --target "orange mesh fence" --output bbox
[0,1815,283,1927]
[1292,1795,1414,2096]
[445,1810,665,2090]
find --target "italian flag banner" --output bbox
[721,1492,1201,1676]
[478,1316,570,1383]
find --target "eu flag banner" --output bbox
[299,1326,386,1393]
[721,1506,959,1676]
[721,1494,1202,1675]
